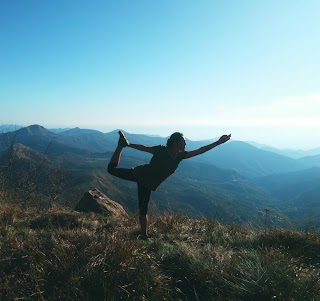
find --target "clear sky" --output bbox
[1,0,319,150]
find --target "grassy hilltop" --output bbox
[0,201,319,301]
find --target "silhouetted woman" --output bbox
[108,131,231,239]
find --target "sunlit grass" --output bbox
[0,202,319,301]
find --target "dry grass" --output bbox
[0,202,319,301]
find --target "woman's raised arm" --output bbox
[184,134,231,159]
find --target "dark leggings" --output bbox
[107,164,151,215]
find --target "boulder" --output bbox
[75,188,128,218]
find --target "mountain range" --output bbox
[1,124,319,228]
[246,141,320,159]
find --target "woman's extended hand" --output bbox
[218,134,231,144]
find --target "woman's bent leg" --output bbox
[107,164,136,181]
[108,131,130,168]
[109,145,123,168]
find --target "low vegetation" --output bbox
[0,201,319,301]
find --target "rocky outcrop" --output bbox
[75,188,128,218]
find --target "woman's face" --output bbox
[176,137,186,151]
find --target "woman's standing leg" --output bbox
[138,184,151,239]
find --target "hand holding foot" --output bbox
[118,131,130,147]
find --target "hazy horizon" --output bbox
[2,122,319,151]
[1,1,319,150]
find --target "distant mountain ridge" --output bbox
[1,124,319,178]
[297,154,320,168]
[252,167,320,227]
[2,124,319,157]
[247,141,320,158]
[1,124,320,227]
[191,141,306,178]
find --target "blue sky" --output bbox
[1,0,319,149]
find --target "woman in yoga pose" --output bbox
[108,131,231,239]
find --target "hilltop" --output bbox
[0,201,319,301]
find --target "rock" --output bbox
[75,188,128,218]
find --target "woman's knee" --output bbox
[107,163,116,175]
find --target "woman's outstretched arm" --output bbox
[184,134,231,159]
[128,143,155,154]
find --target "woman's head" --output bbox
[166,132,186,150]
